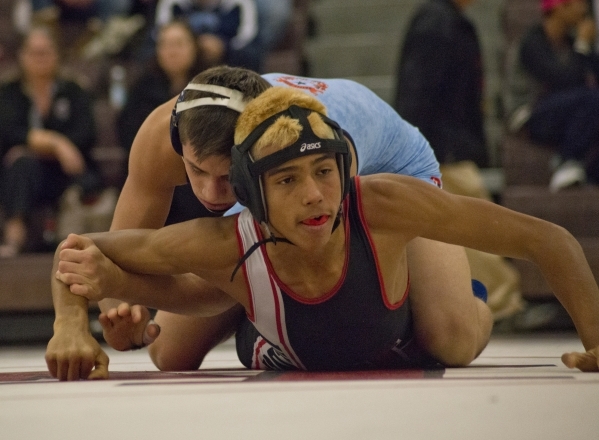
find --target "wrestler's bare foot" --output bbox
[99,303,161,350]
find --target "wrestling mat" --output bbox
[1,333,598,440]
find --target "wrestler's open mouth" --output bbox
[302,215,329,226]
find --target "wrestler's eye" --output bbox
[187,164,205,176]
[278,176,294,185]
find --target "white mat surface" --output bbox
[1,333,598,440]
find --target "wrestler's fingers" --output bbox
[561,351,599,371]
[130,304,148,324]
[68,283,93,298]
[54,269,72,284]
[116,302,133,318]
[105,307,118,320]
[56,358,69,381]
[79,355,95,380]
[87,351,109,380]
[55,271,87,289]
[61,233,92,250]
[98,313,113,330]
[56,259,81,275]
[46,358,58,379]
[67,357,82,382]
[58,248,88,264]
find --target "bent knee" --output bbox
[416,302,492,367]
[148,340,206,371]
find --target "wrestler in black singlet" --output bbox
[235,177,440,371]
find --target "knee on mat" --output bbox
[419,315,481,367]
[148,342,205,372]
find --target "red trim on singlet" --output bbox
[253,337,267,369]
[235,214,255,321]
[259,204,351,305]
[354,176,409,310]
[240,216,303,368]
[267,272,303,368]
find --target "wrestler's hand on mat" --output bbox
[46,329,109,381]
[100,303,161,351]
[56,234,122,302]
[561,347,599,372]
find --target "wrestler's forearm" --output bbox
[99,271,234,317]
[85,229,179,276]
[533,229,599,350]
[52,249,90,333]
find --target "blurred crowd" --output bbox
[0,0,299,256]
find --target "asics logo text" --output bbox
[300,142,321,152]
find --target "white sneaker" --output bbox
[549,160,586,192]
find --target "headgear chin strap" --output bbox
[229,105,351,226]
[170,83,247,155]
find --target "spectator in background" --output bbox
[154,0,260,71]
[506,0,599,192]
[117,20,201,152]
[394,0,526,324]
[394,0,489,169]
[154,0,291,72]
[0,25,100,257]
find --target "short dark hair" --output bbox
[177,66,271,162]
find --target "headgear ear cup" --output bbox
[230,136,268,223]
[170,92,185,155]
[229,145,249,206]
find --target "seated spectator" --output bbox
[117,19,201,152]
[155,0,271,72]
[505,0,599,191]
[0,25,101,257]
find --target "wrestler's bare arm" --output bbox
[97,97,187,313]
[111,97,185,231]
[361,174,599,352]
[57,236,236,316]
[59,217,245,303]
[47,246,109,381]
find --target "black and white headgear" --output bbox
[229,105,351,225]
[170,83,247,155]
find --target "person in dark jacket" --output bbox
[0,25,99,257]
[394,0,489,168]
[394,0,528,324]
